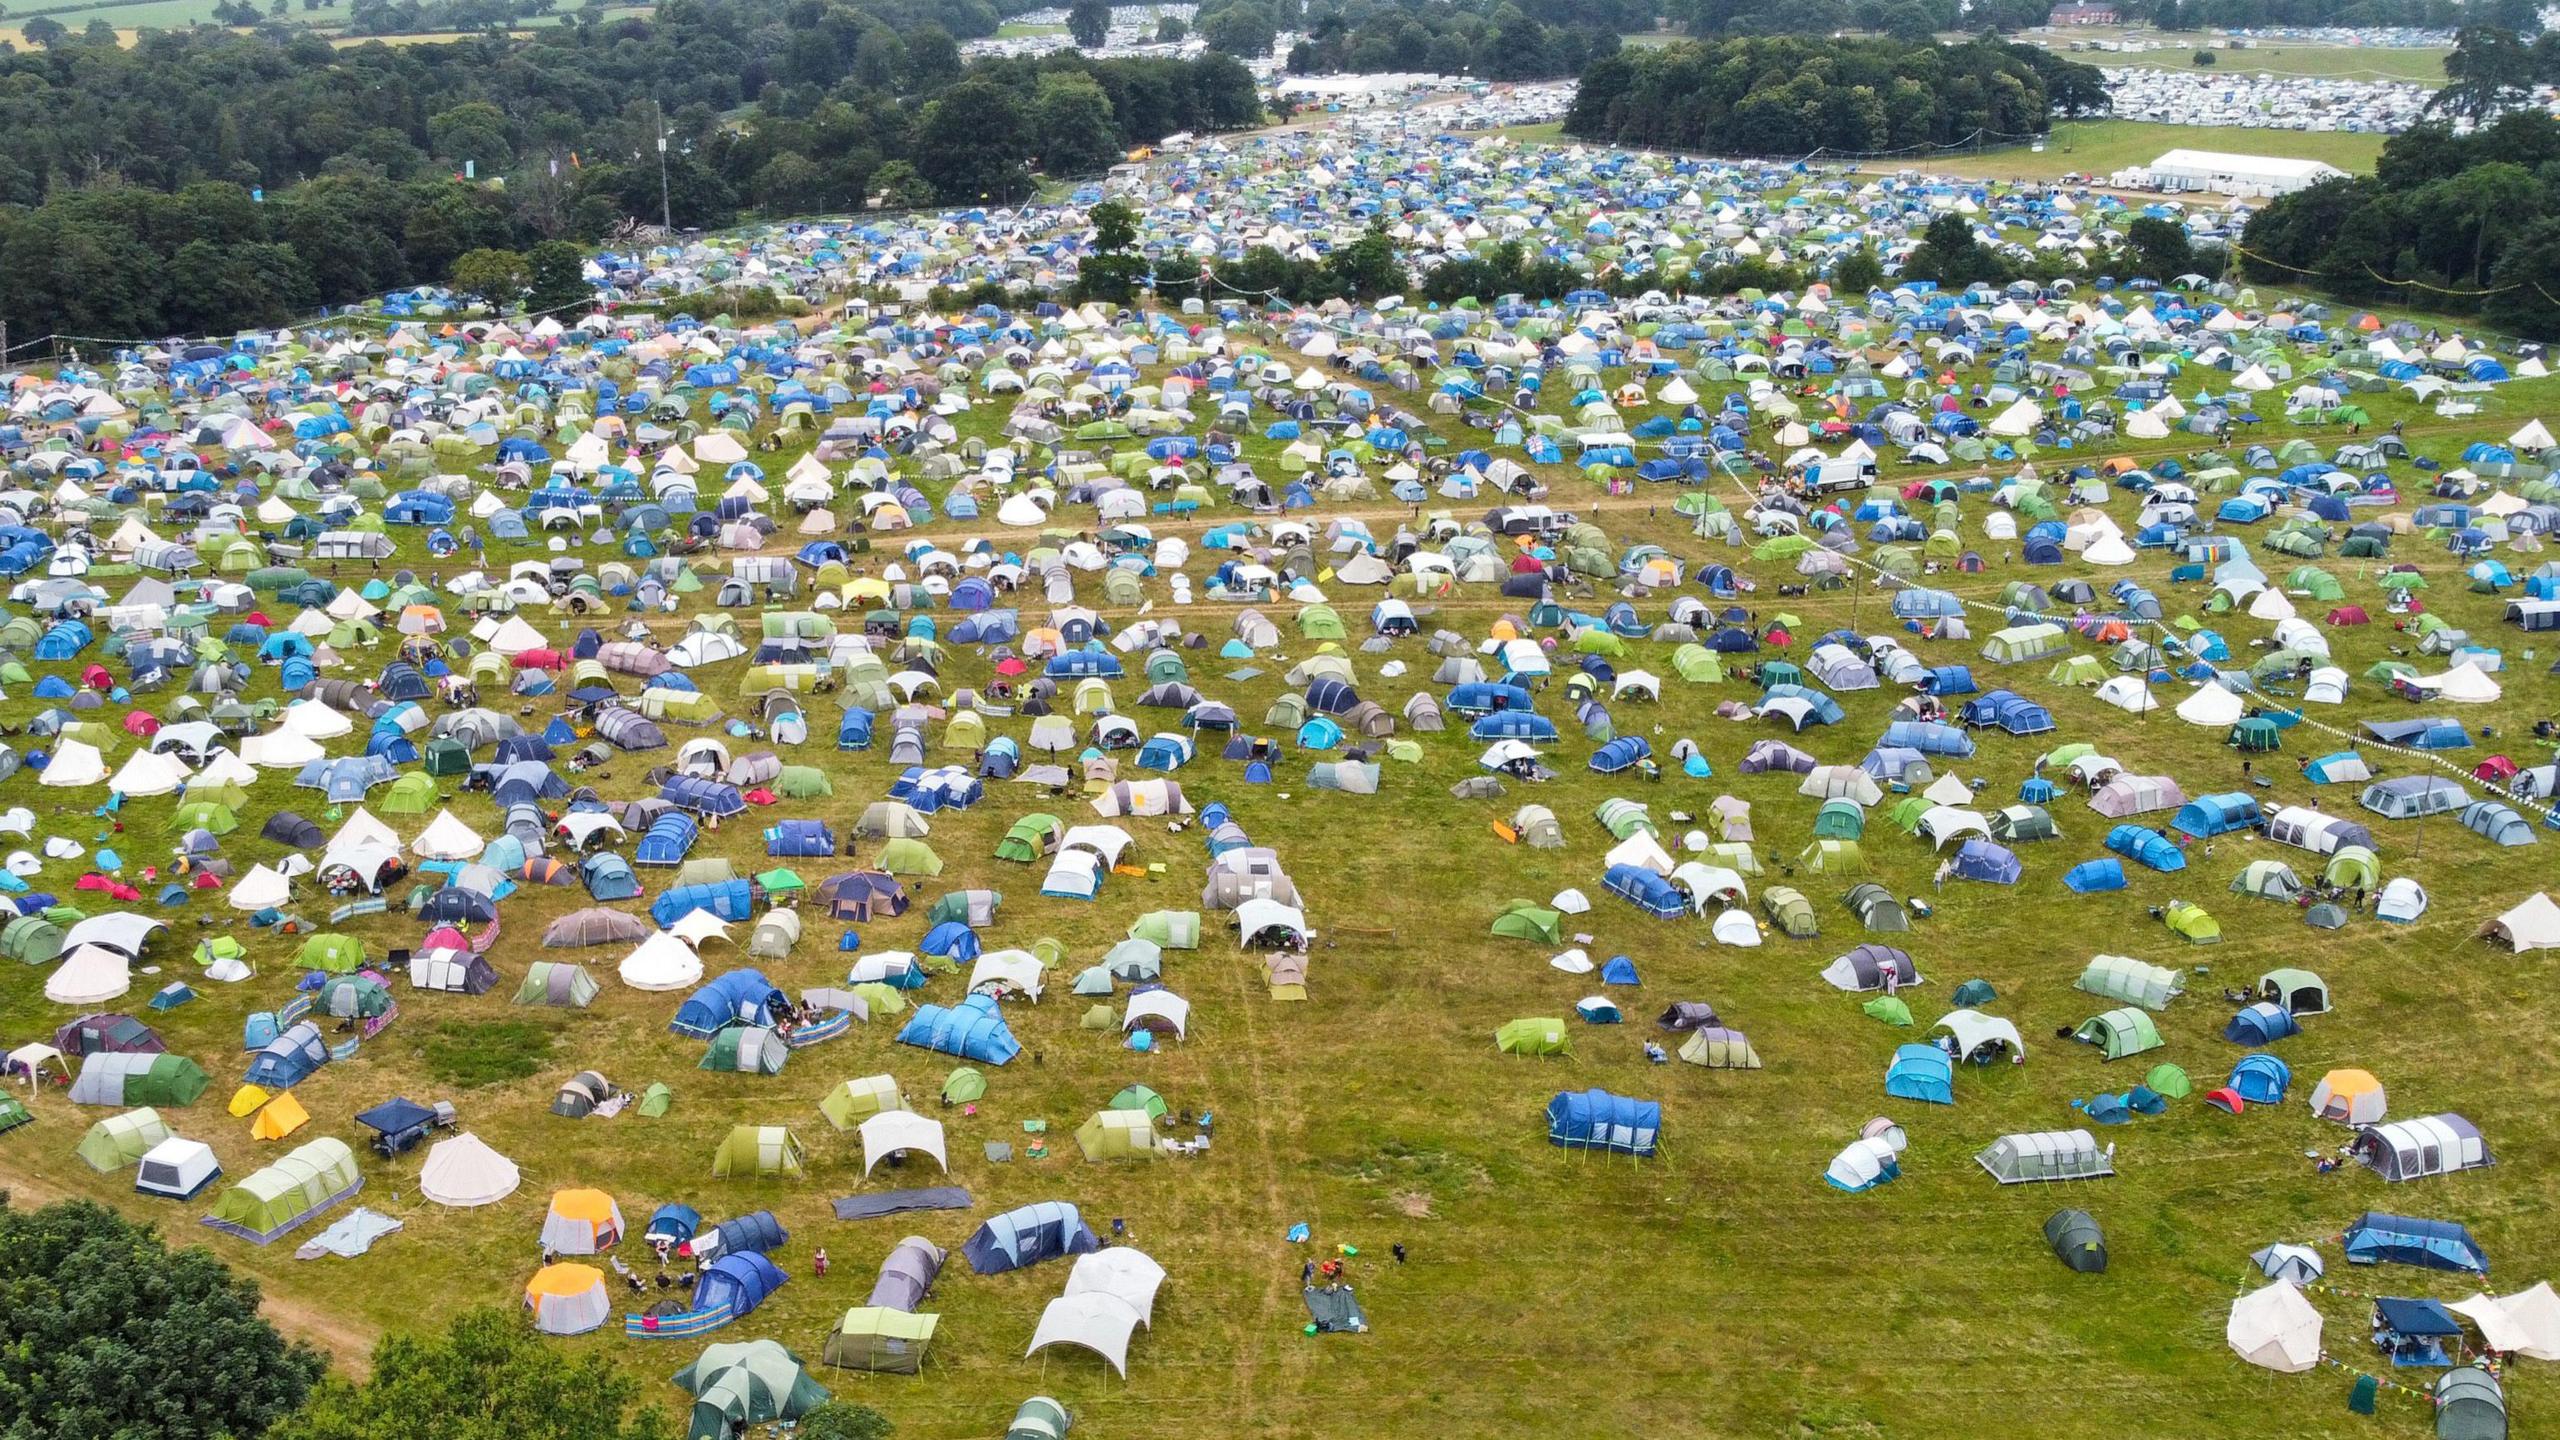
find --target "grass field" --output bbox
[2,293,2558,1440]
[1883,119,2389,182]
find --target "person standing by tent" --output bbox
[812,1247,828,1278]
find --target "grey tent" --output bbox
[2044,1209,2107,1272]
[2435,1367,2507,1440]
[865,1234,945,1311]
[1977,1129,2115,1184]
[261,812,324,849]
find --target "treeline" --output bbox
[1284,0,1626,80]
[1674,0,2484,38]
[1565,36,2102,157]
[2239,109,2560,339]
[0,3,1258,341]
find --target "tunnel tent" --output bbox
[1545,1088,1660,1156]
[2075,955,2182,1011]
[2044,1208,2107,1273]
[2073,1007,2163,1060]
[823,1307,940,1374]
[712,1125,808,1178]
[2434,1367,2507,1440]
[1496,1017,1573,1056]
[1977,1128,2115,1184]
[77,1106,173,1171]
[201,1137,363,1244]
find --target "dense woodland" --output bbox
[0,0,1258,341]
[2241,109,2560,339]
[1677,0,2502,36]
[1279,0,1629,79]
[1564,36,2103,157]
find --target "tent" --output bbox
[2310,1069,2387,1125]
[670,1341,830,1440]
[2044,1208,2107,1273]
[1073,1108,1158,1162]
[823,1307,940,1374]
[2343,1212,2488,1273]
[541,1188,624,1252]
[2073,1007,2163,1060]
[1976,1129,2114,1184]
[78,1107,172,1171]
[1496,1017,1572,1057]
[2352,1114,2493,1182]
[712,1125,807,1178]
[201,1137,363,1244]
[1544,1088,1660,1156]
[135,1136,221,1200]
[2228,1281,2323,1372]
[420,1133,521,1207]
[964,1201,1101,1275]
[525,1264,613,1336]
[2434,1368,2508,1440]
[2075,955,2182,1010]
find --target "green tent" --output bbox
[711,1125,806,1177]
[2075,955,2183,1010]
[0,1094,29,1134]
[823,1303,939,1374]
[296,933,367,974]
[700,1027,789,1075]
[1489,900,1563,944]
[101,1053,210,1107]
[204,1137,361,1242]
[671,1340,830,1440]
[2074,1006,2164,1060]
[380,772,438,814]
[1762,886,1818,938]
[1074,1108,1159,1161]
[1108,1084,1169,1119]
[997,814,1062,863]
[2144,1062,2191,1098]
[1129,909,1200,949]
[940,1067,986,1104]
[77,1107,171,1171]
[1079,1004,1115,1030]
[1862,995,1913,1026]
[2228,717,2282,752]
[637,1082,674,1117]
[516,962,599,1007]
[168,802,237,835]
[1,915,64,965]
[774,766,833,800]
[2163,900,2222,944]
[1495,1018,1573,1056]
[874,838,943,877]
[819,1075,902,1129]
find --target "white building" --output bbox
[2121,149,2347,198]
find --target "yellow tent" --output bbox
[251,1091,311,1140]
[227,1083,271,1117]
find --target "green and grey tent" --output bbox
[2044,1209,2107,1272]
[2073,1007,2163,1060]
[671,1340,830,1440]
[77,1107,171,1171]
[1495,1018,1572,1056]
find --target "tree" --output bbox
[449,246,529,305]
[1090,197,1140,253]
[851,25,905,87]
[912,77,1032,202]
[1068,0,1110,48]
[1322,219,1407,299]
[902,23,962,89]
[754,149,829,213]
[871,159,935,208]
[1902,212,2006,287]
[18,14,65,45]
[525,238,590,314]
[1034,71,1125,177]
[1833,245,1885,295]
[271,1308,673,1440]
[2123,214,2194,281]
[795,1401,894,1440]
[2433,25,2538,119]
[2489,213,2560,337]
[0,1201,324,1440]
[429,100,516,171]
[1880,1,1938,40]
[2419,159,2542,283]
[1201,1,1275,56]
[2191,48,2215,64]
[1156,13,1185,41]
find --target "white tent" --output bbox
[2448,1283,2560,1361]
[1711,909,1762,947]
[618,932,704,992]
[1064,1247,1165,1327]
[2173,685,2245,727]
[420,1133,522,1207]
[411,809,485,860]
[2227,1281,2323,1372]
[108,749,190,796]
[2484,892,2560,951]
[1123,990,1190,1040]
[228,863,293,912]
[2509,418,2554,450]
[134,1136,221,1199]
[45,947,130,1005]
[38,739,107,787]
[858,1110,949,1176]
[1025,1292,1144,1377]
[2416,662,2501,704]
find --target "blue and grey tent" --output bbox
[671,970,787,1039]
[2224,1003,2301,1046]
[963,1200,1100,1275]
[2172,793,2260,837]
[1544,1088,1661,1156]
[2063,858,2126,893]
[1602,864,1686,919]
[2342,1212,2488,1274]
[2230,1053,2293,1103]
[1884,1044,1955,1105]
[651,880,755,927]
[244,1021,329,1088]
[2105,824,2186,872]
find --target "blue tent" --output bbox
[920,921,981,962]
[2223,1003,2300,1046]
[1599,955,1640,985]
[1884,1044,1955,1105]
[705,1209,787,1254]
[581,853,640,900]
[1470,711,1560,742]
[1544,1088,1661,1156]
[645,1203,701,1246]
[1924,665,1978,695]
[2063,857,2126,893]
[1948,838,2021,884]
[2105,824,2186,872]
[837,710,875,749]
[1590,737,1652,774]
[651,880,755,927]
[963,1200,1101,1275]
[1880,720,1975,757]
[2173,793,2260,836]
[764,820,836,857]
[244,1021,329,1088]
[2230,1052,2293,1103]
[2342,1212,2489,1274]
[636,812,700,866]
[897,993,1021,1065]
[691,1251,786,1318]
[658,776,746,818]
[1602,864,1686,919]
[670,969,786,1039]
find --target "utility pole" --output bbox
[654,100,674,235]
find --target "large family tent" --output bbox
[1976,1129,2115,1184]
[824,1307,940,1374]
[69,1051,209,1107]
[2351,1115,2493,1182]
[202,1137,363,1243]
[2343,1212,2489,1273]
[964,1201,1101,1276]
[712,1125,808,1178]
[1545,1088,1661,1156]
[78,1107,173,1171]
